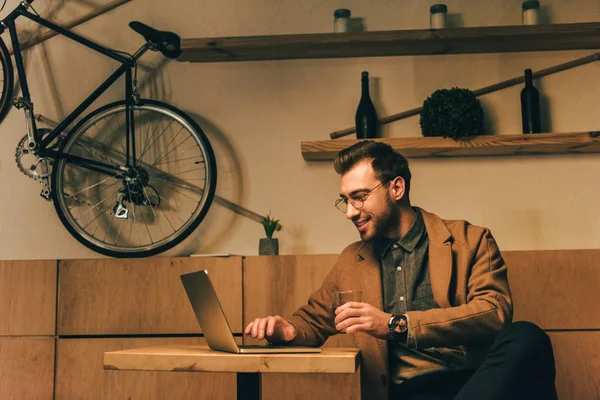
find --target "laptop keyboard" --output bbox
[239,344,288,349]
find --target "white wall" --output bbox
[1,0,600,259]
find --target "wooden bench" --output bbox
[1,250,598,399]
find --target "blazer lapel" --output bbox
[356,242,384,310]
[356,241,387,356]
[420,208,453,308]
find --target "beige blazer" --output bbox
[287,208,513,399]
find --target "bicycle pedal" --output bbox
[114,203,129,219]
[40,188,52,202]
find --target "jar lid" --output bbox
[430,4,448,14]
[522,0,540,10]
[334,9,351,18]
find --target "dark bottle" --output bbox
[355,71,378,139]
[520,69,542,134]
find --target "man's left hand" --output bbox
[334,302,392,340]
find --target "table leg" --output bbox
[237,372,261,400]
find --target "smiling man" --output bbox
[245,141,557,400]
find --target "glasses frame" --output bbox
[335,180,389,213]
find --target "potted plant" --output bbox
[259,212,280,255]
[420,87,485,139]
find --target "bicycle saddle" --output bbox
[129,21,181,59]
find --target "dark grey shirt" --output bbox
[376,208,437,319]
[376,208,465,384]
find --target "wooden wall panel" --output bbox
[243,255,341,346]
[56,337,237,400]
[504,249,600,329]
[0,260,57,336]
[549,331,600,400]
[0,337,55,400]
[243,255,356,348]
[244,251,600,331]
[58,256,242,335]
[261,367,361,400]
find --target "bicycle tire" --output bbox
[51,99,217,258]
[0,37,14,125]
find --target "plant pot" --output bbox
[259,238,279,256]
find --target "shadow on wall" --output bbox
[535,79,552,134]
[481,97,498,135]
[11,0,69,101]
[175,112,246,254]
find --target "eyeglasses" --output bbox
[335,181,388,213]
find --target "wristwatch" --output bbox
[387,314,408,341]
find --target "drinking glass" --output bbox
[332,290,363,333]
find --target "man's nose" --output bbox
[345,202,360,220]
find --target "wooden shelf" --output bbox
[179,22,600,63]
[301,131,600,160]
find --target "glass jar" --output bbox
[333,9,351,33]
[430,4,447,29]
[522,0,540,25]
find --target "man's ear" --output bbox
[389,177,406,201]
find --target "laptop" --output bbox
[180,270,321,354]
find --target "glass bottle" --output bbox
[430,4,448,29]
[520,69,542,134]
[355,71,378,139]
[522,0,540,25]
[334,9,351,33]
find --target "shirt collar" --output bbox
[375,208,425,257]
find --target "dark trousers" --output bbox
[391,321,558,400]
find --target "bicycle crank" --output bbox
[15,129,64,201]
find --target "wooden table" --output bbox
[104,345,360,400]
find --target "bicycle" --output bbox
[0,0,217,258]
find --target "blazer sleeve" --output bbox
[405,229,513,349]
[286,254,354,347]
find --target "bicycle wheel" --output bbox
[0,37,14,125]
[51,99,217,258]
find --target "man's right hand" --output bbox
[244,315,297,344]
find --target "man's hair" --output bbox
[333,140,411,195]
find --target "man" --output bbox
[245,141,557,399]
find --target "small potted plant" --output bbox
[259,212,280,255]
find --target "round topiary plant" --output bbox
[419,87,485,139]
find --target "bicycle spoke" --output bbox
[139,118,175,162]
[153,155,205,166]
[76,184,120,221]
[140,111,166,159]
[139,202,153,245]
[159,180,203,203]
[151,142,203,168]
[81,209,105,231]
[103,114,127,157]
[141,185,168,236]
[69,175,120,198]
[147,126,187,167]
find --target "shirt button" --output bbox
[393,243,399,249]
[396,266,402,271]
[400,296,405,301]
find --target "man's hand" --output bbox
[335,302,393,340]
[244,315,297,344]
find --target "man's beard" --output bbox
[362,193,399,242]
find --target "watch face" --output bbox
[396,317,408,333]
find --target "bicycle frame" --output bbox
[1,1,150,175]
